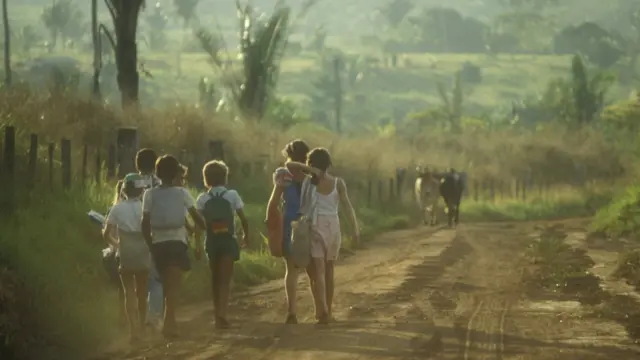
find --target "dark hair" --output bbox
[307,147,331,185]
[307,147,331,171]
[122,182,143,199]
[282,139,309,163]
[155,155,181,184]
[202,160,229,188]
[136,148,157,173]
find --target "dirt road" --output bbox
[106,220,640,360]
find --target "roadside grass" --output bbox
[0,173,614,359]
[463,185,613,222]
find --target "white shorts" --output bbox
[311,215,341,260]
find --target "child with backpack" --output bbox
[103,173,150,342]
[195,160,249,329]
[141,155,206,339]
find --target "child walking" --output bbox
[103,180,127,328]
[195,160,249,329]
[141,155,206,339]
[103,174,150,342]
[135,148,163,330]
[286,148,359,324]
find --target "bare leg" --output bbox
[284,258,299,322]
[312,257,329,324]
[306,261,321,319]
[161,266,182,338]
[209,259,220,318]
[216,256,234,328]
[120,272,140,340]
[134,271,149,331]
[325,260,335,320]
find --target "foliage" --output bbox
[553,22,625,69]
[590,185,640,238]
[144,2,169,50]
[197,1,294,122]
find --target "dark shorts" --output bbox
[151,241,191,275]
[205,237,240,262]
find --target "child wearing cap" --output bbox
[103,173,151,342]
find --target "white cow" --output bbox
[414,167,441,226]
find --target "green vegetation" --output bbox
[2,0,640,359]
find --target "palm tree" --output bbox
[102,0,145,109]
[173,0,200,28]
[197,0,316,122]
[41,0,73,51]
[2,0,10,87]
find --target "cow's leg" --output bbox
[454,193,462,225]
[431,198,439,226]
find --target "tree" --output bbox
[144,2,168,50]
[197,0,316,122]
[571,55,614,124]
[103,0,146,108]
[173,0,200,27]
[436,71,464,133]
[17,26,41,55]
[2,0,10,87]
[378,0,413,30]
[41,0,73,51]
[174,0,201,77]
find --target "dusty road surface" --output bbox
[103,220,640,360]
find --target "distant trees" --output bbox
[2,0,10,87]
[103,0,146,108]
[41,0,85,51]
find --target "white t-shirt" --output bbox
[106,199,143,232]
[142,187,195,244]
[195,186,245,213]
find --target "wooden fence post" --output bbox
[107,144,116,179]
[61,138,71,189]
[489,179,495,203]
[377,180,383,205]
[515,179,520,200]
[388,178,394,203]
[473,179,479,202]
[95,148,102,184]
[2,126,15,212]
[82,145,88,184]
[521,177,527,201]
[116,127,138,178]
[27,134,38,188]
[3,126,15,178]
[367,179,372,207]
[48,143,55,189]
[395,168,406,202]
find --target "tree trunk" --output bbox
[2,0,11,87]
[91,0,101,98]
[112,1,144,109]
[116,35,139,109]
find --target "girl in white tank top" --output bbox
[285,147,360,325]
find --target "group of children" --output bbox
[101,148,248,342]
[101,142,359,342]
